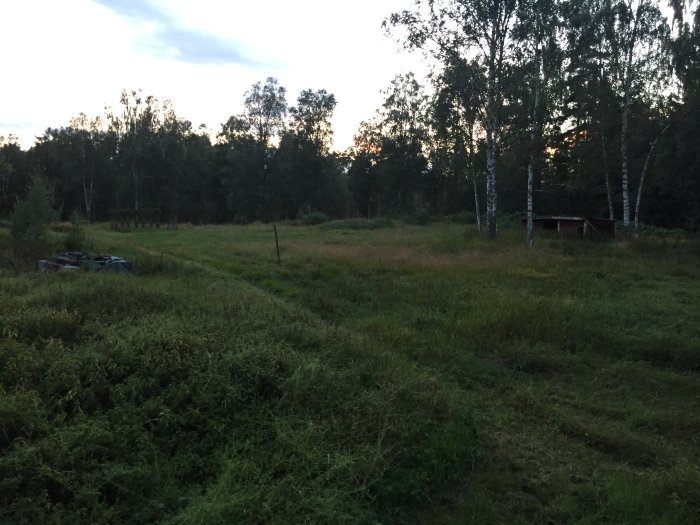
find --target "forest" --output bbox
[1,0,698,235]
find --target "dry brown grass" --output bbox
[285,240,492,268]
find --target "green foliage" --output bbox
[128,252,197,276]
[404,208,431,226]
[1,223,700,523]
[450,211,477,224]
[0,240,481,522]
[3,306,80,341]
[110,208,161,230]
[299,211,329,225]
[9,177,56,259]
[64,211,88,251]
[320,218,394,230]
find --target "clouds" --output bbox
[93,0,257,66]
[92,0,163,21]
[0,0,427,151]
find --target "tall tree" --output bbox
[513,0,561,246]
[376,73,429,214]
[388,0,519,237]
[66,113,107,222]
[244,77,288,145]
[432,57,487,228]
[0,135,16,215]
[348,120,383,218]
[278,89,340,216]
[219,78,288,222]
[107,90,160,211]
[563,0,617,220]
[289,89,336,152]
[0,136,30,219]
[153,100,192,227]
[603,0,669,229]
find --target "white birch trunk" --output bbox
[486,133,497,238]
[619,0,644,231]
[527,163,534,248]
[82,178,93,223]
[132,166,139,212]
[635,123,671,233]
[474,178,482,232]
[601,121,615,221]
[527,45,541,249]
[620,100,631,229]
[485,40,500,238]
[467,120,481,231]
[633,141,655,234]
[80,144,93,223]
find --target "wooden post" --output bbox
[273,224,281,264]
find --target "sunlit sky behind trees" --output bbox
[0,0,426,151]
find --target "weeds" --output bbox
[319,218,394,230]
[1,223,699,523]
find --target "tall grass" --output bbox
[0,270,479,523]
[1,224,699,523]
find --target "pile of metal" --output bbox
[37,252,134,274]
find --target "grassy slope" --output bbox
[2,222,700,523]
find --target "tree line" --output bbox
[1,0,698,234]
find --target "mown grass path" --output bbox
[91,223,700,524]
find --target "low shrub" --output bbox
[320,218,394,230]
[10,177,57,259]
[404,208,431,226]
[64,211,88,251]
[0,270,481,523]
[450,211,477,225]
[3,306,81,341]
[50,222,73,234]
[130,252,194,276]
[300,211,330,225]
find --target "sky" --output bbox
[0,0,428,151]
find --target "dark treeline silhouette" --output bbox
[1,0,699,231]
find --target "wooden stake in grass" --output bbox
[273,223,281,264]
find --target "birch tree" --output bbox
[67,113,105,222]
[602,0,668,229]
[432,57,486,229]
[513,0,560,247]
[387,0,519,238]
[244,77,288,145]
[107,90,159,211]
[154,100,192,228]
[0,136,15,211]
[563,0,617,221]
[634,106,699,231]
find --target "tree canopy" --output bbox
[1,1,699,233]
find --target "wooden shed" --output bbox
[521,216,615,239]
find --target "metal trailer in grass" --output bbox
[37,252,134,274]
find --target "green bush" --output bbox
[64,211,88,251]
[130,252,195,276]
[3,306,81,341]
[10,177,56,259]
[451,211,477,224]
[300,211,330,225]
[404,208,431,226]
[0,270,481,523]
[320,218,394,230]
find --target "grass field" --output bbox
[1,221,699,523]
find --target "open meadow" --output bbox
[1,221,699,523]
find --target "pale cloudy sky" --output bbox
[0,0,427,151]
